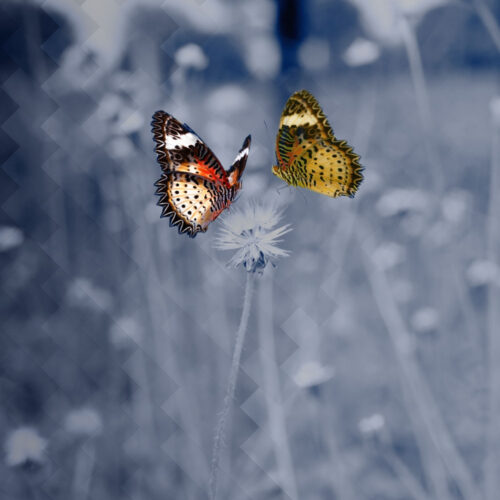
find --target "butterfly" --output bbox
[151,110,251,237]
[272,90,363,198]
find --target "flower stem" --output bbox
[257,271,299,500]
[72,441,96,500]
[474,0,500,54]
[399,14,444,194]
[484,102,500,500]
[209,272,255,500]
[358,229,481,500]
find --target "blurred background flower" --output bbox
[0,226,24,252]
[66,278,114,311]
[343,37,381,66]
[5,427,47,468]
[64,408,103,437]
[174,43,209,71]
[358,413,386,436]
[293,361,335,389]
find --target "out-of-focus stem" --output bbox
[359,229,481,500]
[209,272,255,500]
[484,104,500,500]
[316,395,357,500]
[399,15,444,194]
[72,441,96,500]
[257,271,299,500]
[474,0,500,53]
[383,445,431,500]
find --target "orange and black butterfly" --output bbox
[273,90,363,198]
[151,111,251,237]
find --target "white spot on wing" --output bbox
[233,147,249,163]
[165,132,200,149]
[282,113,317,127]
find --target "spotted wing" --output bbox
[274,89,363,198]
[152,110,229,183]
[155,172,236,238]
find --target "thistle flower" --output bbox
[5,427,47,468]
[215,203,291,273]
[209,203,291,499]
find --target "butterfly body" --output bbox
[273,90,363,198]
[152,111,250,237]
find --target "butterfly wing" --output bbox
[151,111,248,237]
[152,110,229,181]
[227,135,251,187]
[155,172,235,237]
[273,90,363,198]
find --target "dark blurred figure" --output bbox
[276,0,307,73]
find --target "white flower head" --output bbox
[64,407,103,437]
[175,43,209,71]
[0,226,24,252]
[343,37,380,67]
[5,427,47,468]
[293,361,335,389]
[359,413,386,435]
[215,202,292,273]
[411,307,439,333]
[466,259,500,287]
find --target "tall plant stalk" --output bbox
[484,103,500,500]
[358,229,481,500]
[473,0,500,53]
[399,14,444,194]
[72,441,97,500]
[209,272,256,500]
[257,271,299,500]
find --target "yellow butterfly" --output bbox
[272,90,363,198]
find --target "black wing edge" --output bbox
[154,174,206,238]
[151,110,171,171]
[227,135,251,183]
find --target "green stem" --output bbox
[209,272,255,500]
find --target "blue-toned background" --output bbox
[1,1,500,499]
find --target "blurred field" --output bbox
[1,1,500,499]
